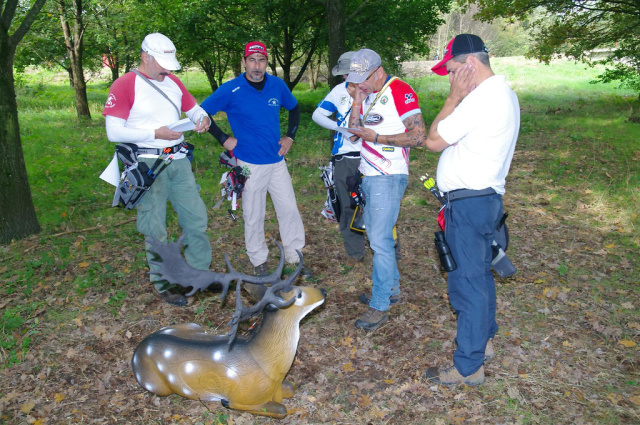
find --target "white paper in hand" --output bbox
[168,118,196,132]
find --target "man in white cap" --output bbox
[311,51,366,265]
[103,33,212,306]
[423,34,519,386]
[347,48,426,331]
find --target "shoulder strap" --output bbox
[363,76,398,122]
[132,69,181,118]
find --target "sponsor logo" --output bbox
[105,93,116,108]
[232,86,241,93]
[349,58,370,76]
[249,45,265,53]
[380,96,388,105]
[382,147,394,152]
[404,93,415,104]
[364,114,384,126]
[268,98,280,107]
[340,94,349,105]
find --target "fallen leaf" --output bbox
[342,362,355,372]
[357,394,372,408]
[20,402,35,414]
[621,302,634,309]
[629,395,640,406]
[619,340,636,348]
[55,393,66,402]
[78,261,90,268]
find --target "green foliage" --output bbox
[470,0,640,97]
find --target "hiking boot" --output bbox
[157,289,188,306]
[354,307,388,331]
[300,266,313,279]
[425,364,484,386]
[244,283,267,301]
[358,292,401,306]
[485,338,495,363]
[345,256,364,267]
[254,262,269,276]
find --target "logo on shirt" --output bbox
[382,147,395,152]
[268,98,280,107]
[340,94,349,105]
[380,96,388,105]
[105,93,116,108]
[232,86,241,93]
[404,93,415,104]
[364,114,384,126]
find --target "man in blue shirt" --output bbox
[202,41,307,282]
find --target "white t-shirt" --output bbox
[436,75,519,195]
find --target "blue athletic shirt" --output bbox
[201,73,298,165]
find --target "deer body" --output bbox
[132,285,325,418]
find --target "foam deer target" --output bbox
[131,236,325,419]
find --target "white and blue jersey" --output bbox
[315,82,362,156]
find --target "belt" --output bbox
[137,143,183,156]
[332,152,360,161]
[444,187,496,202]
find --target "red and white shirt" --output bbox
[103,71,205,155]
[359,77,421,176]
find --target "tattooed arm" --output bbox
[378,113,426,147]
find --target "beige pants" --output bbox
[238,159,305,266]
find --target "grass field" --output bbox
[1,57,639,424]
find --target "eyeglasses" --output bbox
[365,67,380,81]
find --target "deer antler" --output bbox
[226,254,303,344]
[147,235,286,298]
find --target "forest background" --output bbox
[0,0,639,423]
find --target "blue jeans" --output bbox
[137,158,212,291]
[362,174,407,311]
[445,193,502,376]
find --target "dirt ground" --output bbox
[1,146,639,424]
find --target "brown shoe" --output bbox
[354,307,388,331]
[425,364,484,386]
[157,290,188,306]
[345,256,364,267]
[485,338,495,363]
[358,292,401,306]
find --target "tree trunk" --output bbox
[0,39,41,243]
[59,0,91,119]
[325,0,346,89]
[199,59,219,93]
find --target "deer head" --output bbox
[132,238,325,418]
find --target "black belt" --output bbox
[332,152,360,161]
[137,143,183,156]
[445,187,497,202]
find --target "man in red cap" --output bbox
[202,41,308,285]
[424,34,520,386]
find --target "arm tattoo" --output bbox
[382,114,426,147]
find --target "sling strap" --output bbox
[132,69,181,118]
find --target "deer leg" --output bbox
[223,399,289,419]
[281,381,295,399]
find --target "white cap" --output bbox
[141,33,181,71]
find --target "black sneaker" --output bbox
[359,292,401,306]
[157,290,188,306]
[254,262,269,276]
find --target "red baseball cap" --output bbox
[244,41,268,58]
[431,34,488,76]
